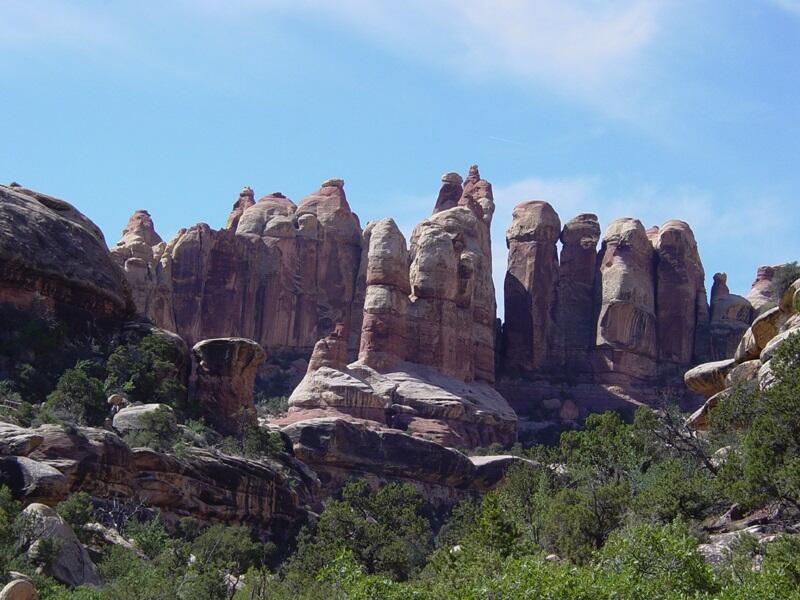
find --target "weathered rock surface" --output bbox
[0,456,68,504]
[497,206,739,432]
[281,167,510,449]
[684,359,736,398]
[0,184,132,320]
[0,579,38,600]
[112,404,177,436]
[280,416,522,505]
[192,338,266,436]
[503,201,561,373]
[709,273,753,361]
[114,180,363,356]
[22,503,99,587]
[688,277,800,431]
[0,423,313,539]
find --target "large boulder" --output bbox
[0,456,68,504]
[684,359,736,398]
[0,184,132,320]
[22,503,99,588]
[192,338,266,436]
[112,404,177,436]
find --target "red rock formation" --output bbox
[358,219,410,371]
[115,180,363,355]
[433,172,463,214]
[192,338,266,436]
[653,220,711,370]
[709,272,753,360]
[224,186,255,230]
[308,324,349,372]
[0,184,133,320]
[503,201,561,373]
[556,213,600,371]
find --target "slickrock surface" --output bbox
[0,423,314,539]
[0,184,133,320]
[688,275,800,431]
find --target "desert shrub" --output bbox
[56,492,94,542]
[44,366,106,426]
[105,334,186,412]
[122,406,177,452]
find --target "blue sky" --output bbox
[1,0,799,304]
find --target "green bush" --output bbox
[44,366,106,426]
[122,406,177,452]
[56,492,94,542]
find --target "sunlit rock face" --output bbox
[497,205,734,437]
[113,180,363,356]
[279,167,514,451]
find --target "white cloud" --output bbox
[181,0,670,118]
[0,0,125,48]
[769,0,800,16]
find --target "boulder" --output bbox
[192,338,266,436]
[684,359,736,397]
[112,404,176,436]
[725,360,761,387]
[0,456,68,504]
[0,580,37,600]
[686,389,730,431]
[751,306,784,351]
[0,184,132,319]
[22,503,99,588]
[760,327,800,363]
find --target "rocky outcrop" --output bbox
[433,172,463,214]
[503,201,561,373]
[0,184,132,321]
[112,404,177,436]
[357,219,410,371]
[688,276,800,431]
[0,423,313,540]
[556,214,601,371]
[277,167,511,449]
[224,186,255,230]
[709,273,753,361]
[280,416,524,506]
[498,207,729,432]
[192,338,266,436]
[114,180,363,356]
[22,503,100,587]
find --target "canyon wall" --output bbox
[111,180,363,356]
[497,202,753,434]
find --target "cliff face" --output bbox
[497,202,752,432]
[278,167,515,450]
[112,181,363,356]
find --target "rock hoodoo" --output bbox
[496,207,750,435]
[278,166,515,450]
[192,338,266,436]
[112,179,363,355]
